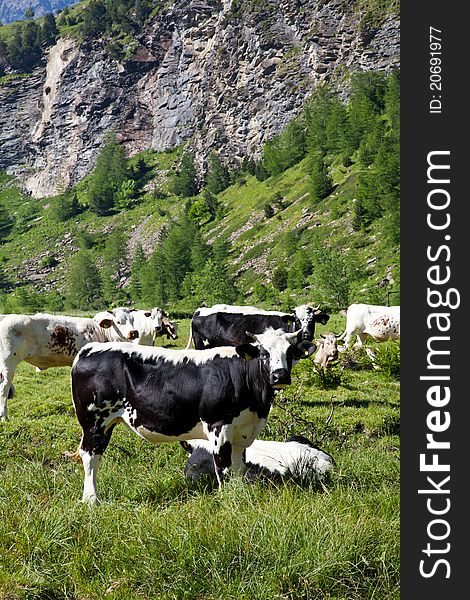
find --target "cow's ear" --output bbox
[293,340,316,359]
[281,315,294,325]
[236,344,259,361]
[180,441,193,454]
[93,312,114,329]
[98,318,114,329]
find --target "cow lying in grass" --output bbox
[71,328,314,503]
[181,435,334,484]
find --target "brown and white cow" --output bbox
[313,333,339,369]
[0,311,140,421]
[337,303,400,350]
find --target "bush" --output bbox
[370,342,400,379]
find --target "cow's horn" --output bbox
[245,331,257,341]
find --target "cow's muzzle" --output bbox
[271,369,291,388]
[127,330,139,340]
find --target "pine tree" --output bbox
[40,13,59,47]
[272,265,288,291]
[310,152,334,204]
[87,132,128,215]
[161,217,197,302]
[206,152,231,194]
[129,243,146,304]
[83,0,107,38]
[173,152,199,197]
[101,228,130,305]
[50,189,81,222]
[66,250,103,310]
[347,71,387,151]
[141,246,168,307]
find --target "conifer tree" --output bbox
[173,152,199,197]
[310,152,334,204]
[206,152,231,194]
[101,228,130,305]
[66,250,103,310]
[50,189,81,222]
[40,13,59,46]
[141,247,168,307]
[129,243,146,304]
[88,132,128,215]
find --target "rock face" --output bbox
[0,0,399,198]
[0,0,78,24]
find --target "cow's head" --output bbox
[236,327,315,389]
[294,305,330,340]
[314,333,339,368]
[132,307,164,337]
[93,309,139,341]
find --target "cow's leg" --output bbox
[204,422,234,489]
[0,362,17,422]
[353,332,368,348]
[230,445,246,476]
[78,425,115,504]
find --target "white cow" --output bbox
[111,307,178,344]
[0,311,141,421]
[337,303,400,349]
[111,307,164,345]
[182,435,334,483]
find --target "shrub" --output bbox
[370,342,400,379]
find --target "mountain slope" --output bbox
[0,146,400,314]
[0,0,399,198]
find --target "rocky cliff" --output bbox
[0,0,399,198]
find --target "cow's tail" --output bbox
[63,444,82,463]
[185,324,194,349]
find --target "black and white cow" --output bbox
[186,303,330,349]
[181,435,334,484]
[71,327,314,504]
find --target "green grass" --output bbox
[0,319,400,599]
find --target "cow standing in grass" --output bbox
[0,311,141,421]
[111,307,178,344]
[71,328,314,504]
[337,303,400,350]
[186,304,329,349]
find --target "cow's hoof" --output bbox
[81,495,100,505]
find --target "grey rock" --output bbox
[0,0,399,198]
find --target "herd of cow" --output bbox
[0,302,399,504]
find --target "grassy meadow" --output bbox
[0,317,400,600]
